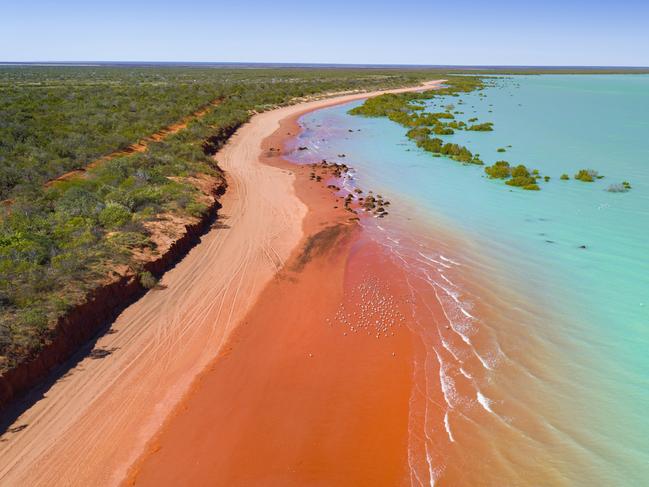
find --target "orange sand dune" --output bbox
[0,80,445,486]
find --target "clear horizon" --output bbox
[2,62,649,68]
[3,0,648,66]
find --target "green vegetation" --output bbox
[139,271,158,289]
[484,161,511,179]
[484,161,540,190]
[560,173,570,180]
[506,177,540,191]
[0,65,437,371]
[467,122,494,131]
[417,138,483,164]
[349,76,483,119]
[432,125,455,135]
[350,75,619,196]
[350,76,486,166]
[574,169,601,182]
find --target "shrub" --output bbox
[406,127,431,142]
[432,112,454,119]
[433,125,454,135]
[575,169,599,182]
[107,231,150,249]
[186,201,208,217]
[99,203,131,229]
[467,122,494,131]
[55,186,102,217]
[560,173,570,180]
[484,161,511,179]
[511,165,531,178]
[506,176,540,190]
[139,271,158,289]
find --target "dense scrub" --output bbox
[0,66,435,372]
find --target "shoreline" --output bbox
[0,80,445,486]
[124,82,449,485]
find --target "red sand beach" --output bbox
[125,109,429,485]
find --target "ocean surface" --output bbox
[290,75,649,485]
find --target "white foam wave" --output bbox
[439,273,456,288]
[450,323,472,346]
[459,306,475,319]
[425,446,436,487]
[440,336,461,362]
[459,367,472,379]
[418,252,452,269]
[474,350,495,371]
[434,350,457,409]
[477,391,495,414]
[439,255,461,266]
[444,411,455,442]
[421,274,475,347]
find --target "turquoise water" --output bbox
[294,75,649,484]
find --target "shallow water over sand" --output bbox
[291,75,649,485]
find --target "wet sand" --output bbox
[0,81,444,486]
[127,230,418,486]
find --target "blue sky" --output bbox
[2,0,648,66]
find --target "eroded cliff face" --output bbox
[0,178,227,409]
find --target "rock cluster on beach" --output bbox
[308,160,391,218]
